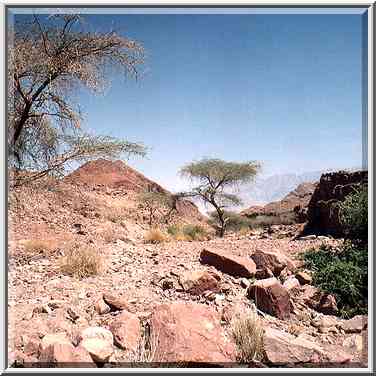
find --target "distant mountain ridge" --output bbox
[237,167,362,209]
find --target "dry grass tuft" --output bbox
[21,239,57,256]
[59,244,103,279]
[144,229,168,244]
[231,307,264,363]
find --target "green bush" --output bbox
[182,224,207,240]
[338,185,368,243]
[168,224,208,241]
[209,211,251,232]
[302,243,367,318]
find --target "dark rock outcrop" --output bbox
[303,170,367,237]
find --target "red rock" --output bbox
[317,294,338,315]
[102,293,130,311]
[295,271,312,285]
[109,311,141,352]
[95,298,111,315]
[250,249,295,276]
[39,342,96,367]
[263,328,323,365]
[200,249,256,278]
[341,315,368,334]
[283,276,300,291]
[247,278,292,319]
[179,270,220,295]
[150,302,236,364]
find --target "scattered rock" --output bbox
[80,338,114,363]
[298,235,317,241]
[317,294,338,315]
[255,267,274,280]
[295,271,312,285]
[39,342,96,367]
[161,278,174,290]
[41,333,72,351]
[283,276,300,291]
[150,302,236,364]
[200,249,256,278]
[79,326,114,344]
[103,293,130,312]
[247,277,292,319]
[343,335,363,352]
[250,249,295,276]
[95,298,111,315]
[341,315,368,333]
[109,311,141,352]
[179,270,220,295]
[240,278,251,289]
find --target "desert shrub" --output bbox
[338,185,368,244]
[167,225,180,237]
[181,224,208,241]
[302,243,367,318]
[59,244,103,279]
[209,211,251,233]
[231,307,264,363]
[21,239,57,256]
[144,228,168,244]
[247,213,296,229]
[167,224,208,241]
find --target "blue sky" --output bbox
[12,10,367,192]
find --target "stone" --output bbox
[80,338,114,363]
[200,249,256,278]
[341,315,367,333]
[255,267,274,280]
[250,249,295,277]
[247,277,292,319]
[263,327,323,365]
[283,276,300,291]
[79,327,114,344]
[95,298,111,315]
[298,235,317,241]
[317,294,338,315]
[295,271,312,285]
[343,335,363,352]
[109,310,141,352]
[240,278,251,289]
[161,278,174,290]
[102,293,130,311]
[23,336,41,357]
[150,302,236,364]
[39,342,96,367]
[179,270,220,295]
[41,333,72,351]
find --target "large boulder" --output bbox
[304,170,367,237]
[247,278,292,319]
[39,342,96,367]
[109,311,141,352]
[179,270,220,295]
[150,302,236,364]
[200,249,256,278]
[79,327,114,363]
[250,249,296,277]
[263,328,351,366]
[102,293,130,312]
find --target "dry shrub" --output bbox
[231,307,264,363]
[59,244,103,279]
[144,229,168,244]
[21,239,57,256]
[167,224,208,241]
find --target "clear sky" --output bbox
[13,9,367,192]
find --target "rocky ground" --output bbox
[7,167,368,369]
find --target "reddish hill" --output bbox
[241,182,317,218]
[64,159,166,193]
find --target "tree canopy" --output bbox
[8,13,146,186]
[180,158,261,236]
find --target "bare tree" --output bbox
[8,13,146,185]
[180,158,261,237]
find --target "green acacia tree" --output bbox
[179,158,261,237]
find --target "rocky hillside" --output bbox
[303,170,368,237]
[64,159,166,193]
[241,182,317,222]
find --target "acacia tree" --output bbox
[8,13,146,186]
[180,158,261,237]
